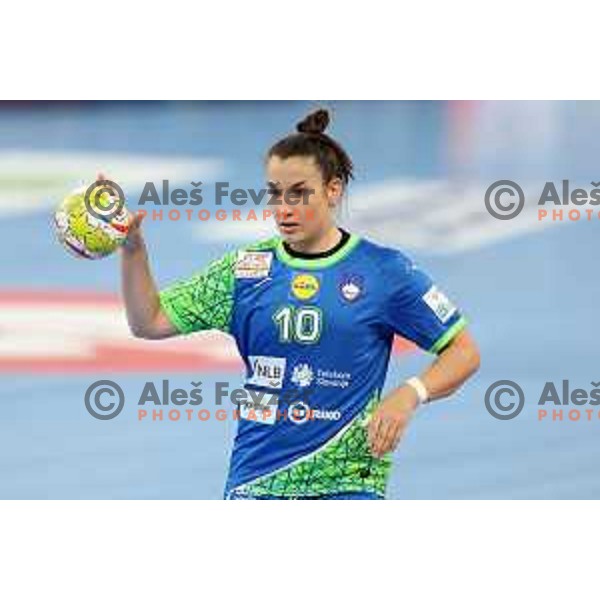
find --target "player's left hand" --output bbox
[367,386,419,458]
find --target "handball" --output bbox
[53,181,131,259]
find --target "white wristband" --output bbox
[405,376,429,405]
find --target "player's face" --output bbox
[266,155,342,247]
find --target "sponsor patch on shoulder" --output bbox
[234,251,273,279]
[422,285,457,324]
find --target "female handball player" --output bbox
[114,108,480,500]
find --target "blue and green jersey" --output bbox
[159,232,467,498]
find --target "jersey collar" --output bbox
[275,233,361,270]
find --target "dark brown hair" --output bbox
[267,109,354,186]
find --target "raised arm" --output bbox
[120,212,178,339]
[94,172,177,340]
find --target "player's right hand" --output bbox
[95,171,145,251]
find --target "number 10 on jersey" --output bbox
[272,305,323,344]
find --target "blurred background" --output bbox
[1,100,599,499]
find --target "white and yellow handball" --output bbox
[53,184,131,259]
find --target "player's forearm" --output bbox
[419,330,480,401]
[120,230,162,337]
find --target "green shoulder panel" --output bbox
[159,251,237,334]
[159,236,280,335]
[242,236,280,252]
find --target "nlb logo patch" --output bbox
[291,273,320,301]
[246,355,286,389]
[235,251,273,279]
[422,285,456,324]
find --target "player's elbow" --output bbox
[129,322,162,340]
[130,325,151,339]
[129,311,177,340]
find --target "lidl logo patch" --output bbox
[291,273,320,301]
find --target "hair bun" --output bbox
[296,109,330,134]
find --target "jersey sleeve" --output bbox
[382,252,467,354]
[159,251,236,335]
